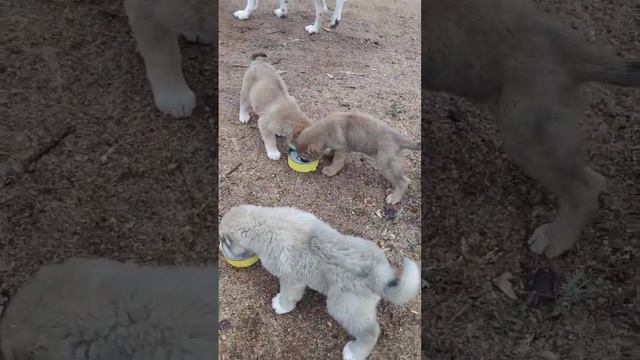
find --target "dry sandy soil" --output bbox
[217,0,421,359]
[422,1,639,359]
[1,0,216,318]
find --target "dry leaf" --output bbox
[492,272,517,300]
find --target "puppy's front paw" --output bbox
[153,87,196,118]
[267,150,281,160]
[529,223,573,259]
[239,112,251,123]
[342,341,362,360]
[233,10,251,20]
[322,166,340,177]
[271,294,290,314]
[274,8,287,18]
[305,24,320,34]
[385,192,402,205]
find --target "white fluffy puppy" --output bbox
[1,257,217,360]
[124,0,215,118]
[233,0,347,34]
[219,204,420,360]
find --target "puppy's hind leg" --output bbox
[274,0,288,18]
[327,293,380,360]
[234,0,258,20]
[271,279,305,314]
[496,92,606,258]
[125,0,195,118]
[258,116,281,160]
[376,152,410,204]
[305,0,325,34]
[331,0,345,28]
[322,0,329,12]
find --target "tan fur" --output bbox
[124,0,214,118]
[239,55,314,161]
[423,0,639,258]
[295,112,420,204]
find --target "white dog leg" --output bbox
[234,0,258,20]
[331,0,345,28]
[274,0,288,18]
[271,281,305,314]
[258,117,281,160]
[305,0,325,34]
[322,0,329,12]
[328,293,380,360]
[126,4,195,118]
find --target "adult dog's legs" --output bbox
[496,90,606,258]
[327,292,380,360]
[125,0,195,118]
[257,116,281,160]
[322,0,329,12]
[234,0,258,20]
[274,0,288,18]
[376,152,410,204]
[271,280,306,314]
[306,0,326,34]
[331,0,346,28]
[322,150,347,177]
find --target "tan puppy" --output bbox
[124,0,215,118]
[239,53,314,160]
[295,112,420,204]
[423,0,640,258]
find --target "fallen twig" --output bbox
[339,71,366,76]
[225,163,242,178]
[22,126,75,172]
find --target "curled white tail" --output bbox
[382,257,420,305]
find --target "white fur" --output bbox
[233,0,347,34]
[219,205,420,360]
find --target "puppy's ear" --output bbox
[308,143,320,158]
[291,126,304,141]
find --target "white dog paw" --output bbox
[342,342,362,360]
[305,24,320,34]
[239,112,250,123]
[153,88,196,118]
[271,294,290,314]
[528,224,551,255]
[233,10,251,20]
[267,150,281,160]
[274,8,287,18]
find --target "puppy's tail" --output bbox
[378,257,420,306]
[573,60,640,87]
[250,52,268,61]
[395,133,421,151]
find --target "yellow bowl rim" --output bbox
[287,155,319,173]
[219,243,259,268]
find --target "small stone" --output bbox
[218,319,231,331]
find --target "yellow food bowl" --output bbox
[287,148,319,173]
[219,243,259,268]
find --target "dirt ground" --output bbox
[217,0,421,359]
[422,1,639,359]
[1,0,216,315]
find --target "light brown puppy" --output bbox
[423,0,639,258]
[296,112,420,204]
[239,53,314,160]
